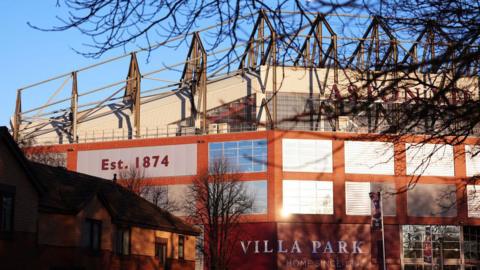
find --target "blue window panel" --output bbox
[224,141,238,149]
[210,150,223,159]
[223,149,237,157]
[253,147,267,156]
[253,155,267,164]
[208,139,267,173]
[209,143,223,150]
[253,165,265,172]
[238,156,253,164]
[239,164,253,172]
[253,140,267,147]
[238,140,253,148]
[239,148,253,157]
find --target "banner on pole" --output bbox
[369,191,382,231]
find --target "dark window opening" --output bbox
[115,227,130,255]
[178,235,185,260]
[155,237,168,267]
[85,219,102,251]
[0,190,14,233]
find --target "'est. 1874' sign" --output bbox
[76,144,197,179]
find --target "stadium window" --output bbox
[178,235,185,260]
[155,237,168,267]
[85,219,102,251]
[208,139,267,173]
[282,139,333,173]
[282,180,333,215]
[407,184,457,217]
[464,226,480,265]
[243,181,268,214]
[402,225,461,267]
[467,185,480,218]
[345,182,396,216]
[0,185,15,233]
[115,227,130,255]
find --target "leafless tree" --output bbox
[117,166,179,212]
[185,159,254,270]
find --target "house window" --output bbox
[155,238,168,267]
[85,219,102,251]
[282,180,333,215]
[178,235,185,260]
[0,187,15,233]
[209,139,267,173]
[115,228,130,255]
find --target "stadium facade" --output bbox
[12,11,480,270]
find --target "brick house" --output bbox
[0,126,199,270]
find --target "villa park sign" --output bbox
[240,240,364,255]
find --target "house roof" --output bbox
[0,127,45,194]
[29,162,199,235]
[0,126,198,236]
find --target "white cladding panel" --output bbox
[405,143,454,176]
[467,185,480,218]
[345,182,371,215]
[77,144,197,179]
[282,139,333,173]
[465,145,480,177]
[282,180,333,214]
[344,141,395,175]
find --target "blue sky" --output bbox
[0,1,188,129]
[0,1,94,127]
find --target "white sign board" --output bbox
[77,144,197,179]
[406,143,454,176]
[344,141,395,175]
[282,139,333,173]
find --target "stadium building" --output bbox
[11,11,480,270]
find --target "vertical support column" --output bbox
[429,29,436,72]
[259,14,265,63]
[333,35,338,84]
[318,21,323,65]
[198,33,208,134]
[70,72,78,143]
[13,90,22,141]
[271,32,277,129]
[125,52,141,139]
[374,23,380,69]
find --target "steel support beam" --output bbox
[125,52,141,138]
[13,90,21,141]
[239,10,275,71]
[180,32,207,133]
[70,72,78,143]
[294,13,336,68]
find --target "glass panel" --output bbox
[208,139,267,173]
[402,225,464,268]
[282,180,333,214]
[123,230,130,255]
